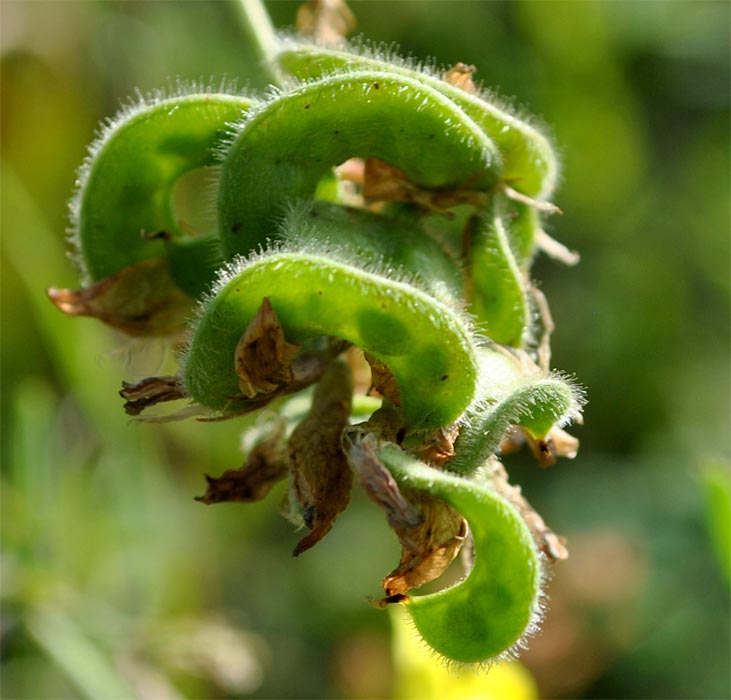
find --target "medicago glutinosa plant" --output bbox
[48,0,585,666]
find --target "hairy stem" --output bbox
[235,0,281,83]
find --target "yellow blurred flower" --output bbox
[391,607,537,700]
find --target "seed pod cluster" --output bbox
[50,36,583,664]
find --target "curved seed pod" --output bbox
[278,201,464,302]
[449,348,582,475]
[503,200,542,270]
[273,39,557,199]
[182,249,479,430]
[469,198,532,347]
[217,70,501,257]
[378,443,542,664]
[72,90,254,297]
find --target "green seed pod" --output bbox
[449,348,582,475]
[182,205,480,429]
[72,88,254,297]
[274,39,558,199]
[469,197,533,347]
[378,443,542,664]
[278,201,464,302]
[217,70,501,257]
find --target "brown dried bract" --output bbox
[296,0,356,46]
[289,361,354,556]
[345,347,373,395]
[342,428,465,595]
[363,158,486,214]
[342,428,422,531]
[198,344,347,423]
[382,489,467,596]
[527,426,580,468]
[335,158,366,186]
[120,375,186,416]
[235,298,300,399]
[490,461,569,561]
[530,285,555,373]
[501,183,563,215]
[364,352,401,406]
[196,425,290,504]
[535,228,581,266]
[410,424,461,467]
[443,62,478,94]
[47,258,192,336]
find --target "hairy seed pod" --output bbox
[468,197,533,346]
[274,39,558,199]
[182,207,479,429]
[449,348,582,475]
[217,70,501,257]
[378,443,542,664]
[72,90,254,297]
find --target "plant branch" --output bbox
[235,0,282,84]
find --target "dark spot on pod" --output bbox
[317,290,323,295]
[303,505,316,528]
[231,223,241,233]
[384,593,407,604]
[373,82,380,89]
[144,230,172,241]
[304,103,311,110]
[235,288,240,293]
[334,129,340,135]
[440,375,449,381]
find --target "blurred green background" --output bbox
[1,1,729,698]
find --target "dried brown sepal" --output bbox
[442,62,478,94]
[361,404,405,445]
[409,424,461,467]
[335,158,366,186]
[497,425,525,457]
[498,425,579,468]
[490,461,569,561]
[342,428,422,531]
[363,158,486,214]
[363,352,401,406]
[536,228,581,266]
[120,375,186,416]
[367,593,409,610]
[526,426,580,468]
[345,347,373,395]
[235,297,300,399]
[500,183,563,215]
[195,426,290,505]
[196,346,346,423]
[47,257,192,336]
[530,285,555,373]
[289,361,354,556]
[296,0,356,46]
[382,489,467,596]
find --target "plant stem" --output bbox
[235,0,282,84]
